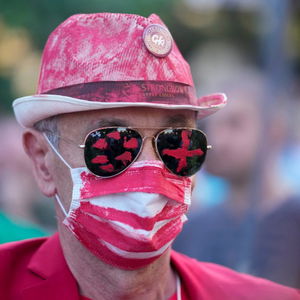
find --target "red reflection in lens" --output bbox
[99,164,115,172]
[91,155,109,164]
[162,130,204,172]
[115,151,132,165]
[107,131,121,140]
[181,130,190,147]
[93,138,108,149]
[124,137,138,149]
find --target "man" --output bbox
[0,13,299,300]
[173,72,300,288]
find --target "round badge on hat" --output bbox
[143,24,173,57]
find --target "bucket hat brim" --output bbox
[13,93,227,128]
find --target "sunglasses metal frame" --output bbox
[44,127,211,178]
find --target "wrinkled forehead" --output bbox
[57,107,197,135]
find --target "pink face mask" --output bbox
[47,136,192,270]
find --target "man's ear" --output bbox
[23,130,56,197]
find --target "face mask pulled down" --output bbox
[49,138,192,270]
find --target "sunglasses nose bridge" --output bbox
[137,135,158,162]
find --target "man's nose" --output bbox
[137,137,158,161]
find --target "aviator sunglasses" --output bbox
[52,127,210,178]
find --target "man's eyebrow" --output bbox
[163,114,194,127]
[86,114,194,132]
[87,118,128,131]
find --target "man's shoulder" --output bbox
[0,236,48,268]
[0,235,57,299]
[0,236,49,281]
[171,250,300,299]
[0,233,79,300]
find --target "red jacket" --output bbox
[0,233,299,300]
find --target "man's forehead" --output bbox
[90,114,195,127]
[58,108,197,133]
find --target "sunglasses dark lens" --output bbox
[156,129,207,177]
[84,128,142,177]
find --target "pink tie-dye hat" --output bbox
[13,13,226,128]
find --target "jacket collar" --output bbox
[20,234,192,300]
[21,233,80,300]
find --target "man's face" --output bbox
[51,107,197,220]
[204,98,261,182]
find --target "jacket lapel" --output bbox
[20,233,80,300]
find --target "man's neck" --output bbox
[59,225,177,300]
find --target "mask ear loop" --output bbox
[43,133,71,217]
[55,194,68,217]
[43,133,72,169]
